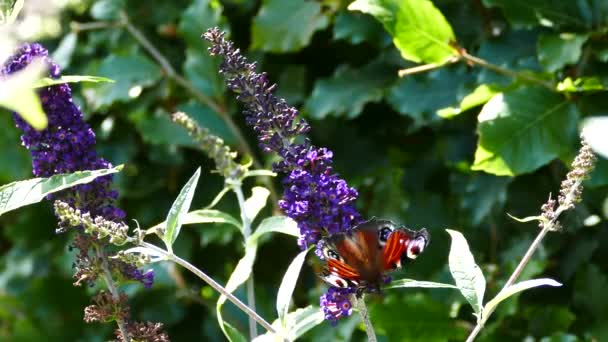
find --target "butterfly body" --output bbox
[321,218,429,294]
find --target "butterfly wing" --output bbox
[383,227,430,271]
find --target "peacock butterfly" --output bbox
[320,218,429,294]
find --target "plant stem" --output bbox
[94,244,131,342]
[139,241,280,337]
[233,185,258,339]
[355,295,377,342]
[458,50,554,90]
[397,56,459,77]
[465,179,583,342]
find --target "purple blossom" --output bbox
[1,43,151,289]
[204,28,361,323]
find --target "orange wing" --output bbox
[382,230,408,271]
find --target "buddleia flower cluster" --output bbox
[203,27,363,324]
[1,43,163,339]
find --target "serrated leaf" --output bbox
[32,75,115,88]
[276,249,309,327]
[249,216,300,244]
[0,60,47,130]
[446,229,486,317]
[163,168,201,250]
[244,187,270,223]
[484,278,562,315]
[582,116,608,159]
[254,306,324,342]
[349,0,457,64]
[538,33,588,72]
[251,0,329,53]
[305,61,394,119]
[472,86,579,176]
[385,279,458,289]
[216,244,257,341]
[0,166,122,216]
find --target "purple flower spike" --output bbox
[2,43,150,289]
[203,27,363,324]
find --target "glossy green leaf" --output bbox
[163,168,201,251]
[538,33,588,72]
[249,216,300,244]
[276,249,309,326]
[484,278,562,316]
[385,279,458,289]
[472,86,579,176]
[253,306,324,342]
[305,61,395,119]
[0,165,122,216]
[557,77,604,93]
[32,75,115,88]
[83,54,161,109]
[582,116,608,159]
[438,84,502,118]
[446,229,486,317]
[251,0,329,52]
[333,11,388,46]
[0,60,47,130]
[349,0,457,64]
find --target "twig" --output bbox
[95,244,131,342]
[233,185,258,339]
[397,56,459,77]
[139,241,280,337]
[355,295,377,342]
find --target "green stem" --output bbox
[355,295,377,342]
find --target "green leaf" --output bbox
[388,67,472,126]
[538,33,588,72]
[251,0,329,53]
[472,86,579,176]
[484,278,562,316]
[5,0,24,25]
[460,174,511,225]
[243,170,277,179]
[182,209,241,229]
[83,54,161,109]
[557,77,604,93]
[244,186,270,223]
[446,229,486,317]
[32,75,115,88]
[385,279,458,289]
[51,32,78,69]
[0,60,47,130]
[163,168,201,251]
[507,213,545,223]
[223,322,247,342]
[249,216,300,244]
[0,165,122,216]
[305,61,395,119]
[583,116,608,160]
[90,0,124,20]
[481,0,590,29]
[438,84,502,118]
[333,11,389,46]
[276,249,309,327]
[216,243,257,341]
[254,306,324,342]
[349,0,457,64]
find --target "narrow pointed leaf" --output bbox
[507,213,545,223]
[446,229,486,316]
[163,167,201,250]
[32,75,115,88]
[0,166,122,216]
[385,279,458,290]
[484,278,562,315]
[250,216,300,244]
[276,249,309,326]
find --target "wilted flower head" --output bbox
[203,27,362,323]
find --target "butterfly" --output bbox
[320,218,430,294]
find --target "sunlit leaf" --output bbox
[163,168,201,251]
[253,306,324,342]
[32,75,114,88]
[446,229,486,317]
[243,170,277,179]
[244,187,270,223]
[250,216,300,244]
[538,33,588,72]
[0,165,122,216]
[507,213,545,223]
[483,278,562,315]
[385,278,458,290]
[349,0,457,64]
[276,249,309,326]
[582,116,608,159]
[5,0,24,25]
[557,77,605,93]
[0,60,47,130]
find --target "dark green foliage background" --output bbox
[1,0,607,341]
